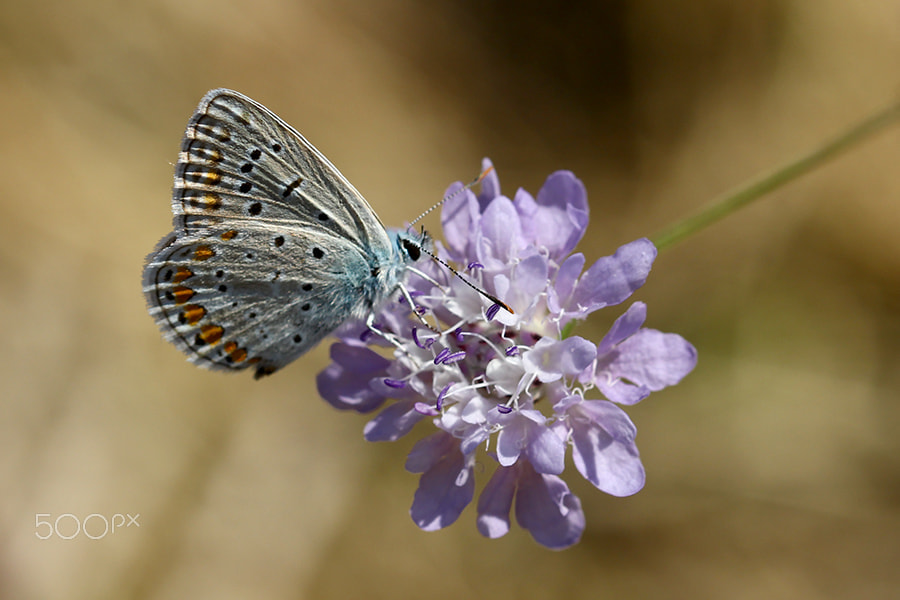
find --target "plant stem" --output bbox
[651,101,900,251]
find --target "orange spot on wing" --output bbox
[223,340,248,364]
[220,230,238,240]
[181,304,206,324]
[186,193,222,210]
[184,167,222,185]
[172,286,195,304]
[198,147,222,162]
[194,169,221,184]
[193,245,215,261]
[172,267,193,283]
[199,324,224,345]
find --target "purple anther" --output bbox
[440,351,467,365]
[412,327,426,349]
[412,328,437,349]
[433,348,451,365]
[435,383,453,410]
[486,303,501,321]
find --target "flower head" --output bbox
[317,159,697,549]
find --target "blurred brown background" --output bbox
[1,1,899,598]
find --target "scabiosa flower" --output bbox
[317,158,697,550]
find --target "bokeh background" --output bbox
[2,1,899,598]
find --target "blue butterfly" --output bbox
[143,89,424,378]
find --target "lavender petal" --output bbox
[597,301,647,355]
[569,400,645,496]
[364,400,426,442]
[514,463,585,550]
[570,238,657,314]
[603,329,698,391]
[315,343,392,413]
[410,441,475,531]
[476,465,517,539]
[534,171,589,259]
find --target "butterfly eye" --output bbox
[401,238,420,261]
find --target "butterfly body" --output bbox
[144,89,422,378]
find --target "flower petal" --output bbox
[571,238,657,314]
[476,465,518,539]
[523,337,597,382]
[477,196,525,267]
[410,438,475,531]
[315,343,392,412]
[364,400,426,442]
[513,187,539,243]
[461,395,494,424]
[534,171,589,259]
[440,185,479,260]
[495,415,526,467]
[595,377,651,405]
[604,329,698,391]
[459,425,491,456]
[496,253,549,323]
[485,354,526,397]
[525,422,567,475]
[405,431,456,473]
[514,463,585,550]
[477,157,501,206]
[569,400,645,496]
[547,252,585,315]
[597,301,647,355]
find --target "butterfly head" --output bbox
[392,228,431,266]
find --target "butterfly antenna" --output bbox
[407,165,494,230]
[405,165,511,315]
[418,245,514,315]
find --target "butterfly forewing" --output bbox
[174,89,391,252]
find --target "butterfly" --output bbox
[143,89,425,379]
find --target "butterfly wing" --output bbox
[171,89,391,249]
[144,89,398,378]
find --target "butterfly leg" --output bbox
[365,312,405,351]
[396,282,440,335]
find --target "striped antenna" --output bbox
[418,244,513,315]
[404,165,512,316]
[408,165,494,229]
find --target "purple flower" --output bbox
[316,158,697,549]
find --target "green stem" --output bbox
[651,101,900,251]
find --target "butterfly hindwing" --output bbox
[144,220,381,377]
